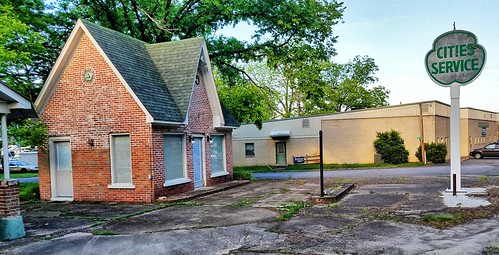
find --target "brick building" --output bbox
[35,20,239,203]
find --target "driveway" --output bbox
[2,176,499,255]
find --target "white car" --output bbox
[0,160,39,173]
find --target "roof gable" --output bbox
[81,20,183,123]
[36,19,239,127]
[147,38,203,120]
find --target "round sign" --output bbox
[425,30,486,86]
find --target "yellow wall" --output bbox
[321,115,442,164]
[232,102,499,166]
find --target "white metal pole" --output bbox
[449,83,462,192]
[2,114,9,180]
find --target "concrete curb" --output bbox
[157,180,251,203]
[311,183,355,204]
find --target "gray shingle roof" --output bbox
[82,20,183,122]
[81,20,238,127]
[147,38,203,119]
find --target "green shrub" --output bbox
[19,183,40,201]
[415,142,447,163]
[233,170,254,180]
[373,129,409,164]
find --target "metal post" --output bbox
[319,130,324,197]
[449,84,462,192]
[453,174,457,196]
[419,103,427,164]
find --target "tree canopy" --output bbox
[0,0,391,138]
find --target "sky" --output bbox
[220,0,499,112]
[332,0,499,111]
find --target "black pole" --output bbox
[319,130,324,197]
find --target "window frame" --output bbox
[163,133,190,187]
[245,143,255,158]
[210,134,228,178]
[108,133,135,189]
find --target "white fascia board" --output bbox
[0,83,31,109]
[35,21,84,113]
[200,42,224,128]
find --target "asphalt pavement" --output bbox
[253,158,499,179]
[1,176,498,254]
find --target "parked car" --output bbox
[0,160,39,173]
[470,142,499,159]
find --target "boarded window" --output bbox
[111,134,132,184]
[164,135,185,181]
[210,135,225,174]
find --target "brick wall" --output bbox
[152,69,233,197]
[40,34,153,203]
[40,33,234,202]
[0,180,21,218]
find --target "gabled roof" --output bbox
[0,82,38,120]
[147,38,203,120]
[80,20,184,122]
[36,19,239,128]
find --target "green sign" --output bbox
[425,30,486,86]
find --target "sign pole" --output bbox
[449,83,462,193]
[425,29,486,195]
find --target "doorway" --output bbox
[275,142,287,166]
[50,138,73,200]
[192,137,205,189]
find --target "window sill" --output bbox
[210,172,229,178]
[108,183,135,189]
[164,178,191,187]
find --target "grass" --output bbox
[234,162,428,176]
[0,172,38,179]
[19,182,40,201]
[276,201,308,221]
[229,198,253,207]
[423,214,457,223]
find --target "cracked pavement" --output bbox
[2,177,499,254]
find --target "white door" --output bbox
[52,141,73,199]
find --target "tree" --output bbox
[7,119,47,148]
[216,78,273,129]
[317,55,390,113]
[0,0,64,101]
[373,129,409,164]
[54,0,345,83]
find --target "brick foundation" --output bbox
[0,179,25,240]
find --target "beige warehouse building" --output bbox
[233,101,499,166]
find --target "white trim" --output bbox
[210,172,229,178]
[164,178,191,187]
[51,197,74,202]
[108,183,136,189]
[152,120,186,126]
[109,133,133,186]
[194,43,224,128]
[35,19,155,123]
[0,83,31,110]
[48,137,73,201]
